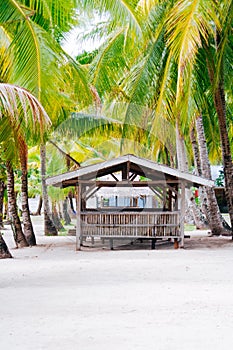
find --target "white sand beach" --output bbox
[1,216,233,350]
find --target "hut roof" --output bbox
[46,154,214,188]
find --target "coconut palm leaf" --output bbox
[90,28,128,97]
[18,0,77,35]
[79,0,142,33]
[214,0,233,88]
[165,0,218,101]
[0,83,51,141]
[1,0,92,110]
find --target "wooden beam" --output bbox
[110,173,119,181]
[129,172,138,181]
[166,184,179,196]
[174,184,179,211]
[82,184,95,197]
[180,182,186,248]
[122,162,128,180]
[86,187,101,201]
[76,184,81,251]
[168,189,172,211]
[78,180,181,186]
[149,187,164,201]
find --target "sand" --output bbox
[1,216,233,350]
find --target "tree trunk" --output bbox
[68,191,75,213]
[19,139,36,246]
[196,114,231,235]
[176,122,205,227]
[4,201,8,221]
[52,201,64,230]
[6,161,29,248]
[190,126,202,176]
[0,181,6,228]
[214,85,233,229]
[33,195,43,215]
[207,36,233,231]
[63,198,71,225]
[176,121,188,171]
[0,233,12,259]
[40,144,58,236]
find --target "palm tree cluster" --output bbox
[0,0,232,257]
[0,0,92,257]
[76,0,233,232]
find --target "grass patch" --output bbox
[184,224,196,231]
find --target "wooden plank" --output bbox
[180,182,185,248]
[110,173,119,181]
[79,180,182,186]
[76,184,81,251]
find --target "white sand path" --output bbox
[1,217,233,350]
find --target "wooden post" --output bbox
[76,183,81,251]
[151,238,156,250]
[174,238,179,249]
[110,238,114,250]
[180,181,186,248]
[174,184,178,210]
[168,189,172,211]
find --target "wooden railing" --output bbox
[80,211,180,238]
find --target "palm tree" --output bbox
[79,1,233,233]
[1,0,93,236]
[165,0,233,229]
[0,161,6,228]
[0,233,12,259]
[0,83,51,247]
[195,114,231,235]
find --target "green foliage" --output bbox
[215,170,225,187]
[76,50,99,65]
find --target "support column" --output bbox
[76,183,81,251]
[180,181,186,248]
[168,189,172,211]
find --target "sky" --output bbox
[62,27,97,57]
[62,14,106,57]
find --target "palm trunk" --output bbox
[52,201,64,230]
[0,233,12,259]
[6,161,28,248]
[190,127,202,176]
[34,195,43,215]
[190,124,207,219]
[0,181,6,228]
[176,121,188,171]
[68,191,75,213]
[207,37,233,230]
[63,198,71,225]
[214,83,233,229]
[196,114,231,235]
[188,125,208,229]
[19,140,36,246]
[40,144,58,236]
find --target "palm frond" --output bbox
[215,0,233,87]
[18,0,77,35]
[0,83,51,139]
[90,28,127,97]
[166,0,217,100]
[80,0,142,34]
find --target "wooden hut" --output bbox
[46,154,214,250]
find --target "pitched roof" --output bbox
[46,154,214,188]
